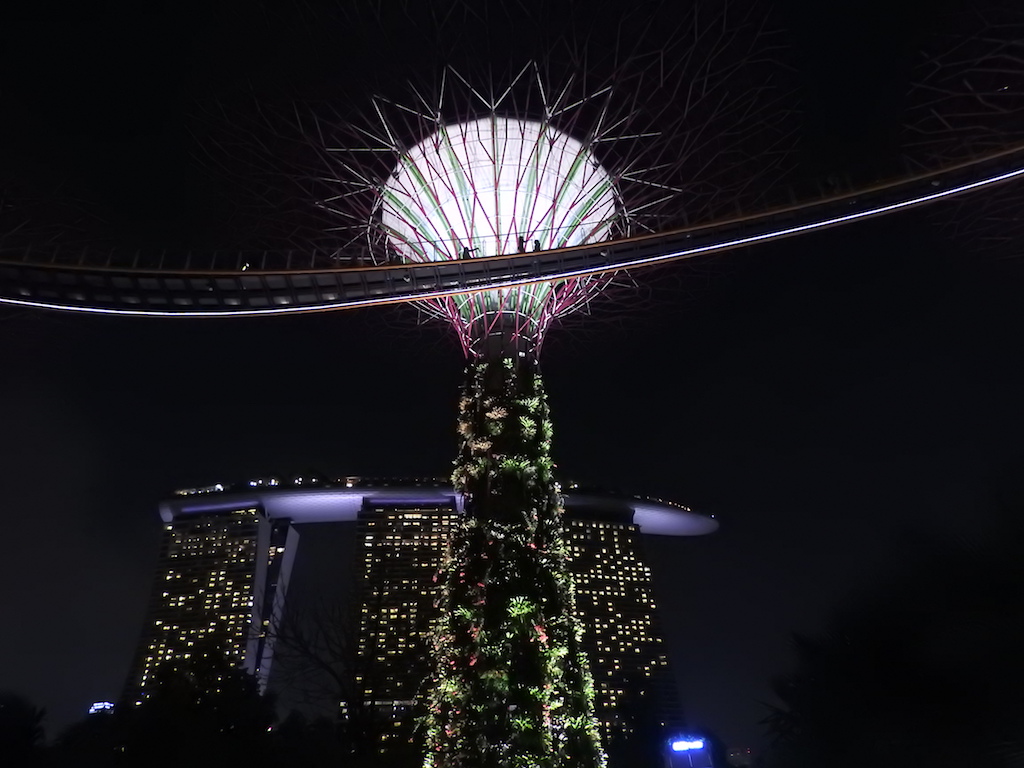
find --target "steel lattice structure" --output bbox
[377,112,618,356]
[317,56,783,358]
[904,5,1024,264]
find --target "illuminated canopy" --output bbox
[381,117,617,259]
[379,116,621,356]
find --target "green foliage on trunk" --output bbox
[422,357,605,768]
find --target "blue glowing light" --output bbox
[89,701,114,715]
[671,739,705,752]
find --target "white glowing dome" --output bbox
[380,116,618,261]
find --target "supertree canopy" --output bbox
[322,29,784,764]
[376,104,614,766]
[379,114,619,358]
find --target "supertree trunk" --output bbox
[422,355,605,768]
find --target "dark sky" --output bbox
[2,0,1022,753]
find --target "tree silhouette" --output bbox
[0,692,46,767]
[603,688,669,768]
[760,503,1024,768]
[55,651,277,768]
[268,591,412,764]
[271,711,351,768]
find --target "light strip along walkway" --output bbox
[2,146,1022,317]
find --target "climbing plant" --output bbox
[422,356,605,768]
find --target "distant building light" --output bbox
[671,739,705,752]
[89,701,114,715]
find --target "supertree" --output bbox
[903,3,1024,264]
[181,7,790,766]
[374,83,617,768]
[298,16,789,760]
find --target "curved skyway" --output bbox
[1,146,1022,317]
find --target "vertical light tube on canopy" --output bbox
[380,115,617,359]
[379,114,619,767]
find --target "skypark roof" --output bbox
[160,477,717,537]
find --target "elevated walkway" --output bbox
[2,147,1022,317]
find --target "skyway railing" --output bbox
[1,146,1022,317]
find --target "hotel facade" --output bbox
[124,476,716,762]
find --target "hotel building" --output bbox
[124,476,716,762]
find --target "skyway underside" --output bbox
[1,147,1021,317]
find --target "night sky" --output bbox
[1,0,1022,754]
